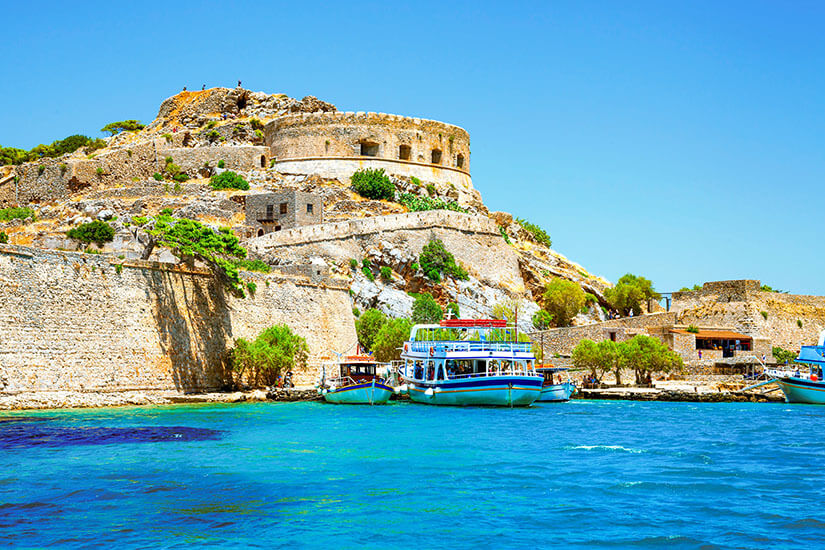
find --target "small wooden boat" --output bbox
[318,355,394,405]
[536,366,577,402]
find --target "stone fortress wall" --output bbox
[0,245,357,395]
[265,111,474,197]
[248,209,498,249]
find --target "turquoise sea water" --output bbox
[2,400,825,549]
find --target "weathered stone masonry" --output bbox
[0,245,356,393]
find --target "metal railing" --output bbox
[407,341,532,354]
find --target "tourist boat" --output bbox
[399,319,543,407]
[317,355,394,405]
[764,330,825,404]
[536,366,577,402]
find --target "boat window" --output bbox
[436,362,445,381]
[426,361,435,381]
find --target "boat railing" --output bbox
[401,369,537,382]
[406,340,532,354]
[766,367,817,380]
[326,375,380,388]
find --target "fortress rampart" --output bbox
[0,245,356,395]
[248,210,498,250]
[265,111,473,193]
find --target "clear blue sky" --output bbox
[3,1,824,295]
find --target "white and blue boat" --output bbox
[318,356,394,405]
[766,331,825,404]
[536,366,577,402]
[399,319,543,407]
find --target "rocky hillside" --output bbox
[0,87,611,330]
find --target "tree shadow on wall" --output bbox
[139,268,234,392]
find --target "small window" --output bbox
[266,205,274,219]
[360,141,379,157]
[257,228,264,237]
[399,144,411,160]
[275,225,282,231]
[306,203,313,214]
[280,202,287,215]
[456,153,464,169]
[260,155,266,168]
[431,149,442,164]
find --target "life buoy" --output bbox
[404,343,409,352]
[429,347,435,357]
[813,375,819,382]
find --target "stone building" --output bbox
[264,111,473,198]
[244,190,323,236]
[529,279,825,364]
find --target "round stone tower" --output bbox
[264,111,473,196]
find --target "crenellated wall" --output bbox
[0,245,357,394]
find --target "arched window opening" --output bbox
[399,144,411,160]
[260,155,266,168]
[431,149,442,165]
[257,228,264,237]
[456,154,465,169]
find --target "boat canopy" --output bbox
[797,346,825,365]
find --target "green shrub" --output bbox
[236,259,271,273]
[0,231,7,244]
[362,265,375,281]
[84,247,101,255]
[352,307,360,318]
[152,172,163,181]
[380,266,392,280]
[686,324,699,333]
[95,167,104,176]
[254,129,264,139]
[543,278,586,327]
[397,193,466,213]
[101,120,144,135]
[761,311,769,320]
[411,176,422,186]
[173,182,181,193]
[230,325,309,387]
[217,159,225,168]
[585,293,598,305]
[210,171,249,191]
[162,133,173,143]
[425,183,436,196]
[532,310,554,330]
[172,173,188,183]
[349,258,358,270]
[798,319,803,328]
[207,130,221,141]
[0,207,35,222]
[351,168,395,200]
[515,217,552,247]
[355,309,387,351]
[372,318,413,362]
[115,263,123,274]
[419,238,468,283]
[247,281,257,295]
[38,165,45,175]
[66,221,115,245]
[499,225,511,244]
[59,163,67,174]
[412,293,443,324]
[250,118,264,130]
[446,302,460,319]
[773,346,798,365]
[206,120,218,129]
[410,262,419,272]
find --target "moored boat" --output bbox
[399,319,543,407]
[766,330,825,404]
[318,355,394,405]
[536,366,577,402]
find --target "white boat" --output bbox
[764,330,825,404]
[536,366,577,402]
[399,319,543,407]
[318,356,394,405]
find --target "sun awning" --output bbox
[798,346,825,365]
[670,329,752,340]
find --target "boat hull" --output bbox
[405,376,542,407]
[323,382,394,405]
[538,382,576,402]
[777,377,825,404]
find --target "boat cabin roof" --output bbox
[797,346,825,366]
[535,365,569,373]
